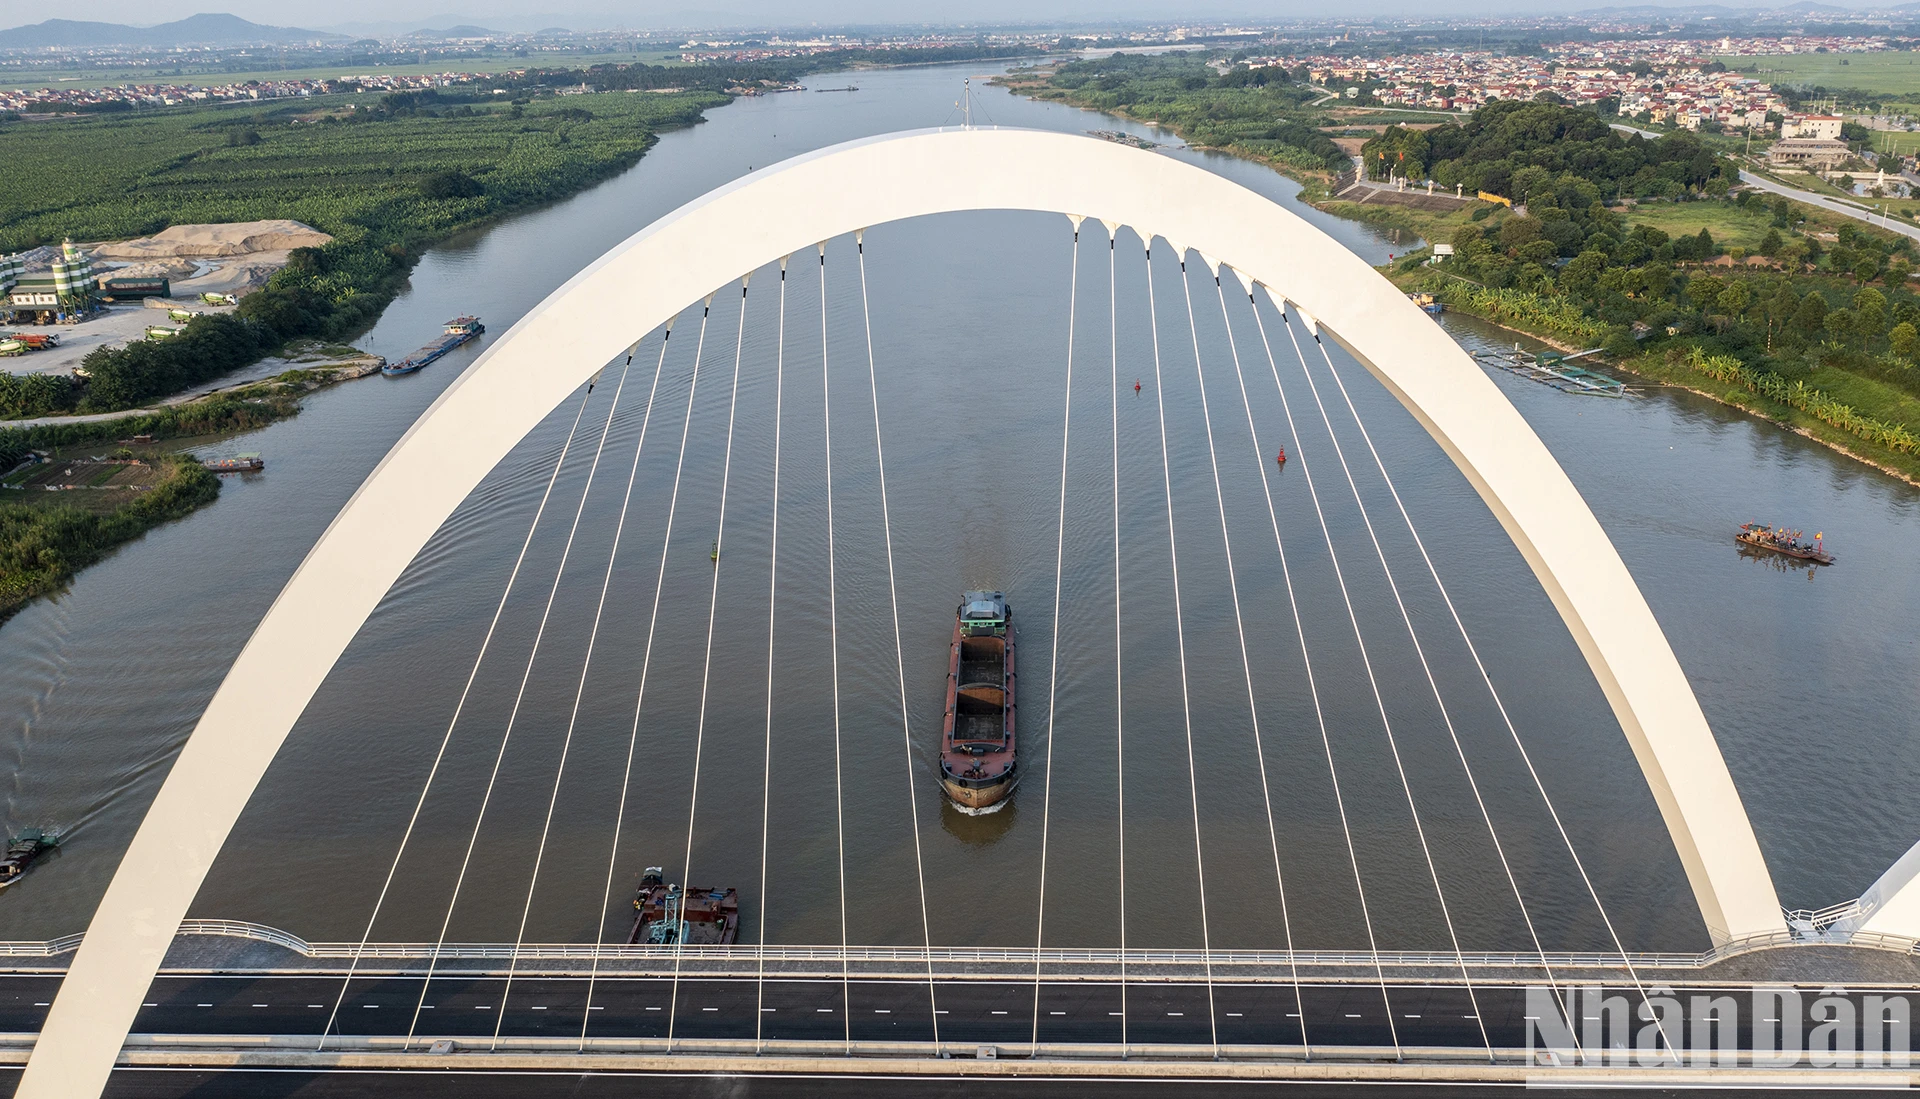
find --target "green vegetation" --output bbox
[1356,100,1920,478]
[0,454,218,621]
[1,86,730,415]
[1362,101,1733,197]
[1719,50,1920,100]
[1018,54,1349,174]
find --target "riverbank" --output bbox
[0,354,391,616]
[1407,274,1920,484]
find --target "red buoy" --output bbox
[1277,446,1287,464]
[1134,379,1142,392]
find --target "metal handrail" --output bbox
[0,919,1911,969]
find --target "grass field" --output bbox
[1620,199,1779,251]
[0,51,685,93]
[1870,129,1920,156]
[1720,50,1920,97]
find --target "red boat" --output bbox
[939,591,1017,815]
[1736,523,1834,565]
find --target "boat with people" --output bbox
[939,590,1018,815]
[627,867,740,945]
[1736,522,1834,565]
[382,316,483,376]
[0,830,58,889]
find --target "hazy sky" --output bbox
[34,0,1764,32]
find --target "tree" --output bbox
[1852,287,1887,337]
[1855,255,1883,282]
[1825,306,1856,347]
[1792,292,1829,335]
[1758,228,1784,257]
[1891,320,1919,359]
[1717,281,1752,318]
[1694,228,1716,258]
[1686,273,1726,306]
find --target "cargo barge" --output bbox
[939,591,1017,815]
[1737,522,1833,565]
[382,316,483,377]
[627,867,740,945]
[0,830,57,889]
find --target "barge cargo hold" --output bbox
[939,590,1017,815]
[382,316,483,376]
[628,867,740,945]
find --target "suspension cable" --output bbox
[1191,266,1307,1056]
[404,333,640,1049]
[756,257,789,1049]
[855,229,942,1043]
[820,241,852,1046]
[1107,224,1128,1048]
[1241,293,1401,1059]
[1030,216,1082,1050]
[1146,243,1219,1053]
[1289,313,1576,1057]
[580,295,717,1037]
[316,358,611,1052]
[1268,300,1491,1060]
[669,275,752,1050]
[489,332,657,1049]
[1297,314,1676,1061]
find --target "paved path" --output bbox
[1738,170,1920,242]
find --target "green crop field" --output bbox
[0,89,723,251]
[1871,129,1920,155]
[0,51,685,93]
[1720,50,1920,97]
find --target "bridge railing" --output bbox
[1,919,1912,968]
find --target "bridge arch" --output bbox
[22,126,1783,1097]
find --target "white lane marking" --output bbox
[1404,1014,1422,1019]
[143,1003,157,1008]
[475,1005,492,1010]
[702,1008,718,1012]
[531,1006,547,1011]
[1109,1012,1123,1016]
[761,1008,776,1012]
[308,1005,323,1009]
[815,1008,833,1013]
[1286,1013,1301,1018]
[992,1011,1008,1015]
[1050,1011,1065,1016]
[35,1003,51,1007]
[197,1004,212,1008]
[251,1004,268,1008]
[362,1005,379,1009]
[1226,1012,1243,1017]
[1344,1013,1361,1018]
[589,1006,603,1010]
[645,1007,661,1012]
[1167,1012,1183,1017]
[874,1010,890,1014]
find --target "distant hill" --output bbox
[405,24,501,38]
[0,13,344,48]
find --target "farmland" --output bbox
[1721,50,1920,99]
[0,88,724,252]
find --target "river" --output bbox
[1,63,1915,961]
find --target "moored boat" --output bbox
[1736,522,1834,565]
[939,591,1017,815]
[382,316,483,376]
[0,830,57,888]
[627,867,740,945]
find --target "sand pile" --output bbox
[93,220,332,259]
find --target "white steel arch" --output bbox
[21,127,1784,1098]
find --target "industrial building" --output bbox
[1,240,99,324]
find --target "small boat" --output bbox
[382,316,483,376]
[0,830,58,888]
[201,454,264,473]
[939,591,1017,815]
[1736,522,1834,565]
[627,867,739,945]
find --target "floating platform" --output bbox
[1472,344,1623,397]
